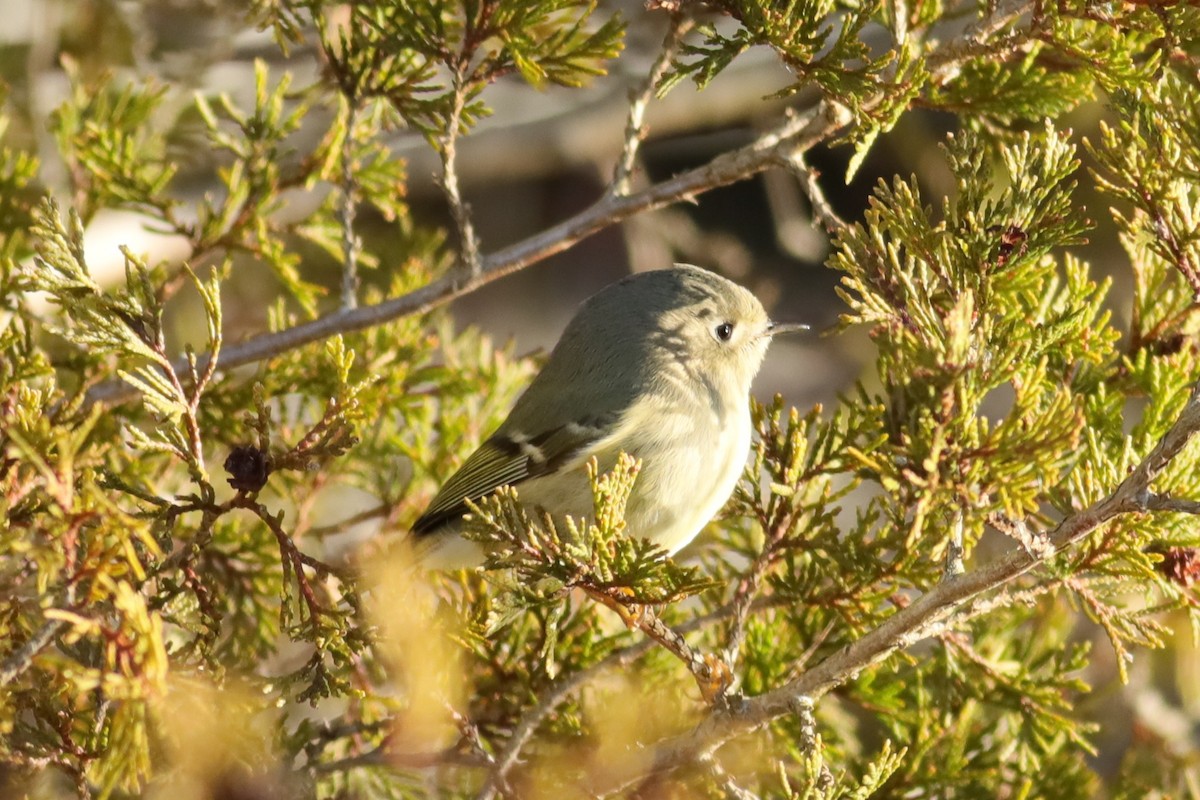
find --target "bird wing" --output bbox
[411,418,612,536]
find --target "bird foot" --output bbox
[696,654,734,705]
[588,586,646,628]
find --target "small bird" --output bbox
[411,264,806,568]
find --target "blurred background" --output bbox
[2,0,944,410]
[3,0,1187,786]
[0,0,1132,408]
[2,1,1139,411]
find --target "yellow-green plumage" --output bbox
[412,264,798,568]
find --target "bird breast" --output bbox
[518,391,752,556]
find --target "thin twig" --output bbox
[635,605,729,701]
[722,508,795,683]
[1145,494,1200,515]
[781,148,846,234]
[340,97,361,312]
[307,503,392,538]
[609,13,695,196]
[242,498,346,633]
[474,635,655,800]
[448,702,497,768]
[305,718,391,761]
[587,587,732,700]
[440,61,482,276]
[701,754,762,800]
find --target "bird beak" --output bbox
[762,320,810,338]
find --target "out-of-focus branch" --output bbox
[339,98,361,311]
[596,382,1200,790]
[0,618,66,686]
[473,599,783,800]
[701,755,763,800]
[313,745,493,773]
[84,99,851,408]
[474,636,656,800]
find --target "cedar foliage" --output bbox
[2,1,1200,798]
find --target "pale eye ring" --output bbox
[714,322,734,342]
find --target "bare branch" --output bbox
[440,61,482,276]
[474,624,659,800]
[79,1,1037,411]
[781,147,846,235]
[1144,493,1200,516]
[609,13,695,196]
[83,99,852,409]
[77,0,1052,414]
[588,383,1200,790]
[339,97,361,312]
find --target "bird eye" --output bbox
[714,322,735,342]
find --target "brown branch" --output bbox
[585,586,732,702]
[609,12,695,196]
[238,497,347,633]
[82,98,852,409]
[79,0,1033,414]
[473,599,785,800]
[635,605,731,702]
[781,147,846,235]
[1145,493,1200,515]
[722,506,795,682]
[1138,304,1200,353]
[584,381,1200,791]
